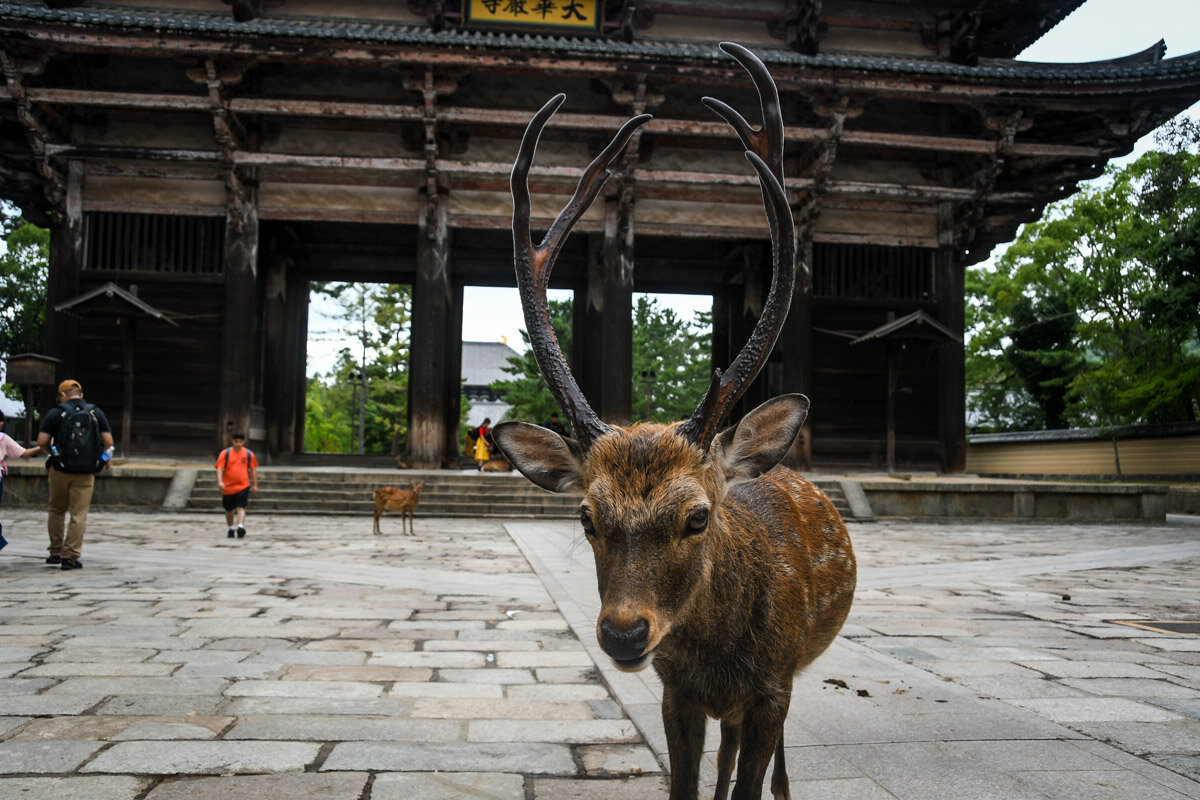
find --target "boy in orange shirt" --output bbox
[215,431,258,538]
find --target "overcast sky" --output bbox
[307,1,1200,375]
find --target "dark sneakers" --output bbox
[236,526,246,539]
[60,558,82,570]
[227,528,236,538]
[46,555,62,565]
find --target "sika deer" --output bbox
[491,43,856,800]
[372,481,424,535]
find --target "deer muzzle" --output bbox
[599,615,652,671]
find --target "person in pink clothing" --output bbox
[0,410,42,551]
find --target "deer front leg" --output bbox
[770,735,790,800]
[663,686,707,800]
[729,699,788,800]
[714,718,742,800]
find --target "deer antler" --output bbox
[677,42,797,451]
[511,93,651,450]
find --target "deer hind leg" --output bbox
[373,507,382,535]
[714,719,742,800]
[769,735,790,800]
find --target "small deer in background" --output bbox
[480,457,512,472]
[372,481,424,535]
[492,43,856,800]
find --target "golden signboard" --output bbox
[464,0,601,34]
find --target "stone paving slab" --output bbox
[372,772,524,800]
[0,776,149,800]
[142,772,369,800]
[81,740,322,774]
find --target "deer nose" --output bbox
[599,616,650,662]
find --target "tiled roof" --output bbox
[4,1,1200,83]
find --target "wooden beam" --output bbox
[8,86,1104,159]
[0,49,66,217]
[49,141,1050,207]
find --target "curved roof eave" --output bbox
[3,1,1200,86]
[1011,0,1089,56]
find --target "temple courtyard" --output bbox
[0,507,1197,799]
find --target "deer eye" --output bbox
[579,506,596,536]
[683,508,710,537]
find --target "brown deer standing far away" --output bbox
[492,42,857,800]
[372,481,424,535]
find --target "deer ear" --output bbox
[712,394,809,481]
[491,421,585,493]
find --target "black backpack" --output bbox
[54,401,104,474]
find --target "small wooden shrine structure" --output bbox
[2,0,1199,469]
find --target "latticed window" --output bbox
[813,244,935,302]
[84,212,224,275]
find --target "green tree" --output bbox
[305,282,411,454]
[0,202,50,399]
[967,120,1200,431]
[304,350,358,453]
[632,297,711,423]
[492,296,713,427]
[491,298,574,425]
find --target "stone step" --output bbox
[186,472,854,520]
[814,482,852,517]
[186,470,579,518]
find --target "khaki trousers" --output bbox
[47,468,94,561]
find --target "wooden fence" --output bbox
[966,422,1200,479]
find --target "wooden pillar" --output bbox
[290,278,310,456]
[263,253,303,463]
[578,198,633,426]
[45,160,84,377]
[781,239,814,470]
[441,282,465,461]
[711,290,733,387]
[571,286,596,411]
[217,190,259,448]
[119,316,135,456]
[737,246,768,420]
[716,246,765,426]
[408,188,452,468]
[937,230,967,473]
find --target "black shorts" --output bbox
[222,488,251,512]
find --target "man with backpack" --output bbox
[34,379,114,571]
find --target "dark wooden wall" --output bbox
[72,279,225,456]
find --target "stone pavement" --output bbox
[0,505,1197,799]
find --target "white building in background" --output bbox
[461,341,519,429]
[0,394,22,424]
[0,362,27,430]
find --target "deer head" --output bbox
[493,42,805,671]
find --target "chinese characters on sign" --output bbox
[465,0,600,34]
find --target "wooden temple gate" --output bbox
[2,0,1199,470]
